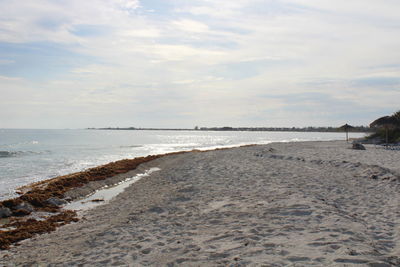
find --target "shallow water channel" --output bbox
[64,167,161,211]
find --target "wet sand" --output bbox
[1,141,399,266]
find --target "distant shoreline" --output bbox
[89,126,371,133]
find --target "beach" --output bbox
[1,141,399,266]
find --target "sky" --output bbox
[0,0,399,129]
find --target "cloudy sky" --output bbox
[1,0,399,128]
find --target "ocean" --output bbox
[0,129,365,200]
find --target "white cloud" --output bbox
[0,59,14,64]
[116,0,139,10]
[172,19,209,33]
[0,75,21,81]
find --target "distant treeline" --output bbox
[89,126,372,133]
[197,126,371,132]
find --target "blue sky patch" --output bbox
[352,77,400,88]
[0,42,96,81]
[138,0,175,17]
[70,24,112,37]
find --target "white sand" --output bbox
[1,141,399,266]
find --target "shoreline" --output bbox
[1,141,399,266]
[0,130,368,203]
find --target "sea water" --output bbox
[0,129,365,200]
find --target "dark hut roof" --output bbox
[339,124,354,130]
[370,116,397,128]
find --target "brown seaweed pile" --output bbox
[1,154,164,212]
[0,211,78,250]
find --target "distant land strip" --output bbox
[88,126,372,133]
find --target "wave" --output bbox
[119,145,143,148]
[0,140,39,147]
[0,150,48,158]
[0,151,22,158]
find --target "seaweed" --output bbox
[0,154,165,212]
[0,211,78,250]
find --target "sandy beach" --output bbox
[1,141,399,266]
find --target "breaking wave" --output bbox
[0,150,47,158]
